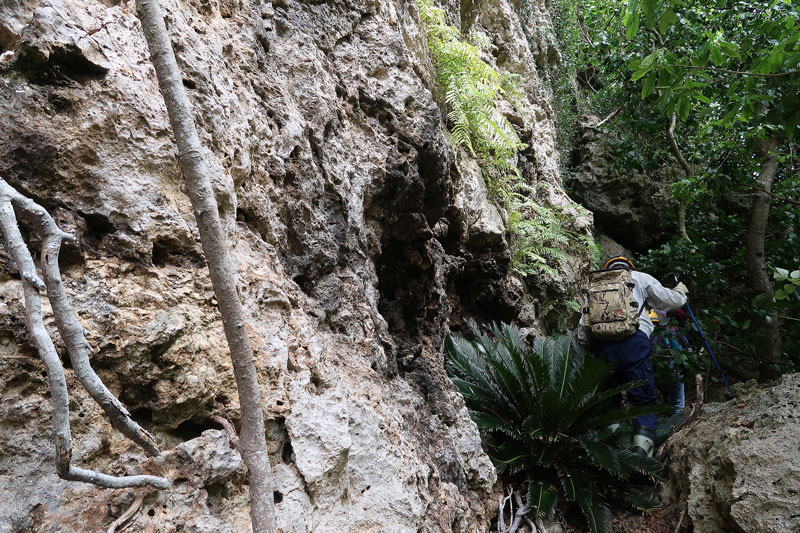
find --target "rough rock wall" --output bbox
[664,374,800,533]
[0,0,588,531]
[567,124,679,251]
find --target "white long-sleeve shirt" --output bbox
[631,271,687,337]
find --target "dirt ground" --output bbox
[613,506,689,533]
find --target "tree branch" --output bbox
[0,179,168,490]
[2,182,161,456]
[134,0,277,530]
[589,108,621,129]
[750,185,800,207]
[666,113,692,242]
[666,64,800,78]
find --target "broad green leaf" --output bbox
[721,104,740,124]
[659,8,677,33]
[711,46,725,66]
[769,50,785,72]
[693,93,711,103]
[640,50,659,70]
[677,97,691,121]
[642,72,657,98]
[719,41,741,59]
[775,289,787,300]
[626,12,641,39]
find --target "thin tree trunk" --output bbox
[134,1,277,531]
[666,113,692,242]
[746,137,782,380]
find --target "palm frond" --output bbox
[444,322,668,532]
[578,500,613,533]
[527,479,560,519]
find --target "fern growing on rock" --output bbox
[446,322,664,533]
[417,0,525,160]
[417,0,595,285]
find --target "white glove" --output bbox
[674,282,689,297]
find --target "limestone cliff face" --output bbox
[0,0,589,531]
[567,125,680,252]
[664,374,800,533]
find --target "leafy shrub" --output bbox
[446,322,663,532]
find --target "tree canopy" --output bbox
[575,0,800,381]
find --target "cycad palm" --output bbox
[446,321,663,533]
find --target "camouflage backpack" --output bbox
[582,269,644,341]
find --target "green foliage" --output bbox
[772,267,800,301]
[623,0,800,138]
[651,318,706,387]
[578,0,800,379]
[418,0,525,160]
[417,0,597,285]
[505,184,580,278]
[446,322,664,532]
[638,214,800,377]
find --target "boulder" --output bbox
[567,125,681,251]
[664,374,800,533]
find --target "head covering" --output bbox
[603,255,635,271]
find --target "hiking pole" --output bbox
[684,305,735,398]
[670,274,735,398]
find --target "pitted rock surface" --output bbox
[0,0,590,530]
[664,374,800,533]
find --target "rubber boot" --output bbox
[632,428,655,457]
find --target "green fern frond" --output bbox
[417,0,597,289]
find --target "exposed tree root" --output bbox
[498,487,532,533]
[107,493,145,533]
[674,509,686,533]
[210,414,239,449]
[0,178,169,490]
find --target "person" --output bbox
[649,309,687,415]
[589,256,688,457]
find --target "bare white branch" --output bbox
[0,178,169,490]
[1,181,161,456]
